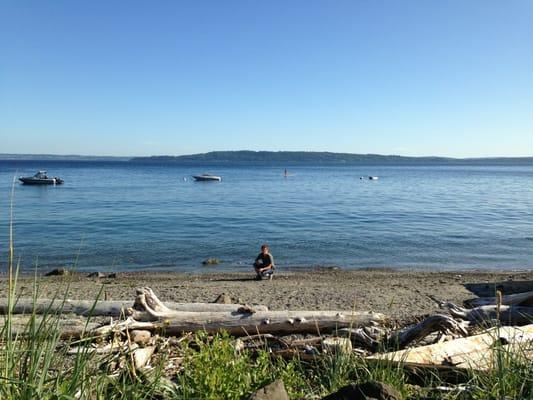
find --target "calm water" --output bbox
[1,161,532,273]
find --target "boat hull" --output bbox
[19,178,64,185]
[192,175,221,181]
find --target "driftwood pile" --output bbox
[1,285,532,390]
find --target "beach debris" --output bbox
[202,258,220,265]
[368,324,533,373]
[321,337,352,355]
[45,267,71,276]
[213,293,233,304]
[322,380,401,400]
[132,346,155,369]
[383,314,468,349]
[430,295,533,326]
[337,314,467,351]
[130,329,152,344]
[87,271,106,278]
[247,379,289,400]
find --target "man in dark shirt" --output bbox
[254,244,275,280]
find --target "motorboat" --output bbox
[19,171,64,185]
[368,176,379,180]
[192,174,221,182]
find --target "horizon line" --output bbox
[1,151,533,160]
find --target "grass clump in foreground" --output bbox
[0,273,169,400]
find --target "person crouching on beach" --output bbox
[254,244,275,280]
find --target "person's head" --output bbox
[261,244,269,254]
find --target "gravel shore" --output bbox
[2,268,531,323]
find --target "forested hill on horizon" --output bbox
[130,151,533,166]
[2,151,533,165]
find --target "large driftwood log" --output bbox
[0,288,386,338]
[0,298,267,318]
[129,287,388,335]
[464,290,533,308]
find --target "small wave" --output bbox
[446,234,469,240]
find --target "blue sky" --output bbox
[1,1,532,157]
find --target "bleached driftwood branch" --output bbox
[340,314,468,351]
[464,290,533,308]
[430,295,533,326]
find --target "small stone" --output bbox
[202,258,220,266]
[213,293,232,304]
[322,380,401,400]
[322,337,352,355]
[45,268,70,277]
[130,330,152,345]
[133,346,155,369]
[248,379,289,400]
[87,272,105,278]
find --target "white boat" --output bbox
[192,174,222,182]
[368,176,379,180]
[19,171,64,185]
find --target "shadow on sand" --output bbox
[464,280,533,297]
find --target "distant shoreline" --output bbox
[2,150,533,165]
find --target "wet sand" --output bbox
[2,268,532,323]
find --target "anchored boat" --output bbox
[192,174,222,182]
[19,171,64,185]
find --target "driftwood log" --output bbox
[0,288,387,337]
[0,298,268,318]
[464,290,533,308]
[369,324,533,372]
[123,287,388,335]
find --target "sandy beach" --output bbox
[3,268,532,323]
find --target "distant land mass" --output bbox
[130,151,533,166]
[0,154,131,161]
[2,151,533,165]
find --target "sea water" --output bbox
[1,160,532,272]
